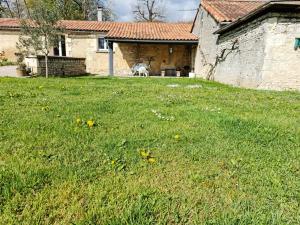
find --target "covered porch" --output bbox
[106,39,197,77]
[103,22,198,77]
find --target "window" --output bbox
[53,35,66,56]
[98,37,108,51]
[61,36,66,56]
[294,38,300,50]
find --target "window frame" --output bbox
[53,35,66,57]
[294,38,300,50]
[97,36,108,52]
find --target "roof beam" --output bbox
[105,38,198,45]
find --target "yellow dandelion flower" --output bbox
[148,158,156,164]
[76,118,81,124]
[111,160,116,165]
[174,134,180,140]
[140,150,150,158]
[87,120,95,128]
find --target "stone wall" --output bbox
[0,30,20,62]
[115,43,192,76]
[0,66,18,77]
[192,6,220,78]
[67,32,193,76]
[67,32,109,75]
[26,56,86,76]
[195,8,300,91]
[0,29,193,77]
[217,12,300,90]
[216,14,269,88]
[0,29,55,62]
[260,13,300,90]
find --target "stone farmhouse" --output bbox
[192,0,300,90]
[0,18,198,77]
[0,0,300,90]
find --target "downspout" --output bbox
[108,41,114,76]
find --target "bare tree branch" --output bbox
[0,0,14,17]
[133,0,165,22]
[15,0,21,18]
[0,0,114,21]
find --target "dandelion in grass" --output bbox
[139,149,150,158]
[174,134,181,141]
[139,149,157,164]
[87,120,95,128]
[148,157,156,164]
[76,118,82,125]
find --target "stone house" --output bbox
[192,0,300,90]
[0,18,198,77]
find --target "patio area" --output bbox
[108,42,197,77]
[104,22,198,77]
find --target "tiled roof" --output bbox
[0,18,198,42]
[61,20,116,31]
[0,18,20,28]
[215,0,300,34]
[202,0,268,22]
[0,18,117,31]
[106,22,197,41]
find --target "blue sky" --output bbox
[110,0,199,22]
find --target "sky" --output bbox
[110,0,199,22]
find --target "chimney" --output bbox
[97,6,104,22]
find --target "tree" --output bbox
[0,0,115,21]
[18,0,64,78]
[0,1,4,17]
[0,0,14,17]
[64,0,115,21]
[133,0,165,22]
[0,0,28,18]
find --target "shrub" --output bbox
[0,58,16,67]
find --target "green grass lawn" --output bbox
[0,77,299,224]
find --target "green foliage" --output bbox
[8,0,116,21]
[19,0,63,55]
[18,0,64,77]
[0,77,299,224]
[0,58,16,67]
[26,0,85,20]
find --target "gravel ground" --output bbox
[0,66,19,77]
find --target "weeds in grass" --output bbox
[139,149,157,164]
[0,77,299,224]
[75,118,96,128]
[151,109,175,121]
[87,120,96,128]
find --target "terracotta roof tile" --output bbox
[0,18,198,41]
[202,0,268,22]
[0,18,20,28]
[106,22,197,41]
[61,20,116,31]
